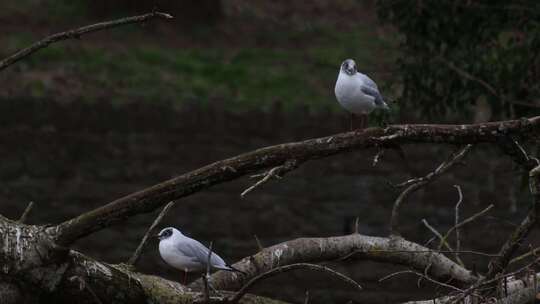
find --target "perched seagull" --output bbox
[157,227,242,285]
[334,58,389,130]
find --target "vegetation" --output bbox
[377,0,540,121]
[0,1,395,112]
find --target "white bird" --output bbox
[157,227,241,284]
[334,58,389,129]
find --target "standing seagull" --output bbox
[157,227,242,285]
[334,58,389,130]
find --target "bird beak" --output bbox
[155,234,161,239]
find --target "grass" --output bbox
[0,3,397,113]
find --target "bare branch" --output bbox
[437,56,499,97]
[379,270,465,293]
[127,201,175,266]
[0,12,173,72]
[486,164,540,279]
[67,276,104,304]
[509,246,540,265]
[391,145,473,235]
[18,201,34,223]
[422,219,457,259]
[454,185,463,264]
[497,137,538,171]
[51,117,540,245]
[202,241,213,304]
[228,263,362,304]
[253,235,264,251]
[241,159,298,197]
[194,234,476,291]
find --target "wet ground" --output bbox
[0,98,538,303]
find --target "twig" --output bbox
[486,164,540,279]
[18,201,34,223]
[228,263,362,304]
[372,149,386,167]
[253,235,264,251]
[240,159,298,197]
[379,270,465,293]
[509,246,540,265]
[202,241,213,304]
[68,276,103,304]
[424,204,494,272]
[0,12,173,72]
[422,219,457,257]
[450,257,540,304]
[390,145,473,235]
[453,185,463,264]
[496,137,538,171]
[437,56,499,97]
[128,201,175,266]
[445,204,494,240]
[339,249,500,261]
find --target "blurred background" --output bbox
[0,1,539,303]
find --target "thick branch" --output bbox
[0,12,173,71]
[54,250,287,304]
[53,117,540,245]
[191,234,477,291]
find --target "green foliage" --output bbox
[377,0,540,120]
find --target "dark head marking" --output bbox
[157,227,174,240]
[341,59,357,76]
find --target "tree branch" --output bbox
[240,159,299,197]
[17,201,34,223]
[0,12,173,72]
[228,263,362,304]
[486,164,540,279]
[391,145,473,235]
[52,117,540,245]
[191,233,477,291]
[127,201,175,266]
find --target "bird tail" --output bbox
[380,101,390,110]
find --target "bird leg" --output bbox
[360,114,369,129]
[349,113,355,131]
[183,269,188,285]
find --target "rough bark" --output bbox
[54,117,540,246]
[190,234,477,291]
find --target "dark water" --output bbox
[0,98,537,303]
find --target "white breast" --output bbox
[334,72,376,115]
[159,240,202,272]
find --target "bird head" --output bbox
[341,59,357,76]
[156,227,182,240]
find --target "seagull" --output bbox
[334,58,389,130]
[157,227,242,285]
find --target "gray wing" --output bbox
[359,73,379,90]
[360,84,386,107]
[176,239,229,270]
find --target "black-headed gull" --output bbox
[157,227,242,284]
[335,58,389,129]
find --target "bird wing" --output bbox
[176,238,229,270]
[360,84,386,107]
[359,73,379,90]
